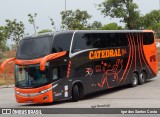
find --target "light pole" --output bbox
[159,0,160,10]
[65,0,66,12]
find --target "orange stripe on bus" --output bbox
[142,30,154,33]
[132,34,137,71]
[119,34,131,84]
[140,34,152,74]
[137,33,142,67]
[123,33,134,84]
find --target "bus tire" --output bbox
[139,71,146,85]
[72,85,79,102]
[131,73,138,87]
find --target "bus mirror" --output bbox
[0,57,16,73]
[40,51,67,71]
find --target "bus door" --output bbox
[50,67,64,101]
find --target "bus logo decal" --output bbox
[150,55,156,62]
[85,68,93,76]
[89,49,126,60]
[95,65,102,73]
[98,59,123,88]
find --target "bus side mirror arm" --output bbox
[0,58,16,73]
[40,51,67,71]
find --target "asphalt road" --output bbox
[0,73,160,116]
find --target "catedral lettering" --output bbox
[0,30,158,104]
[89,49,122,60]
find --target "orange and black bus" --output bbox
[1,30,158,104]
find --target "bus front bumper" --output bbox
[15,84,53,104]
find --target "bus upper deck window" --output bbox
[52,33,73,53]
[143,33,154,45]
[72,33,92,53]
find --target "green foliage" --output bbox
[10,44,17,51]
[100,23,122,30]
[5,19,25,50]
[0,26,9,52]
[141,10,160,38]
[28,13,38,34]
[142,10,160,29]
[49,17,56,31]
[38,29,52,34]
[98,0,140,29]
[90,21,102,30]
[0,53,4,59]
[1,44,10,52]
[61,9,92,30]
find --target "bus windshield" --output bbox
[16,36,52,59]
[15,64,50,88]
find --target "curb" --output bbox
[0,85,14,89]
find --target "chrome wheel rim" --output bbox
[133,76,137,85]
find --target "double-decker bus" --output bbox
[1,30,158,104]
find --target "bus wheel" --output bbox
[131,73,138,87]
[139,71,146,85]
[72,85,79,102]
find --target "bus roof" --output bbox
[22,30,154,40]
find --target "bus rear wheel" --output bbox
[131,73,138,87]
[72,85,79,102]
[139,71,146,85]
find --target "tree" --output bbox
[142,10,160,38]
[38,29,52,34]
[142,10,160,29]
[100,23,122,30]
[49,17,56,31]
[61,9,92,30]
[98,0,140,29]
[0,26,9,52]
[28,13,38,34]
[90,21,102,30]
[5,19,25,49]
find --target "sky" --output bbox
[0,0,159,45]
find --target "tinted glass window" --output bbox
[118,33,128,46]
[91,33,106,48]
[17,36,52,59]
[143,33,154,45]
[72,33,92,53]
[52,33,73,52]
[107,33,120,47]
[72,32,129,53]
[52,68,58,81]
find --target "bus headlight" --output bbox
[40,89,48,94]
[39,84,58,94]
[15,91,20,94]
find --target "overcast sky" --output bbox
[0,0,159,45]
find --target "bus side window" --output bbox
[109,33,120,47]
[118,33,128,47]
[52,68,58,81]
[143,33,154,45]
[72,33,92,53]
[91,33,106,48]
[52,33,73,53]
